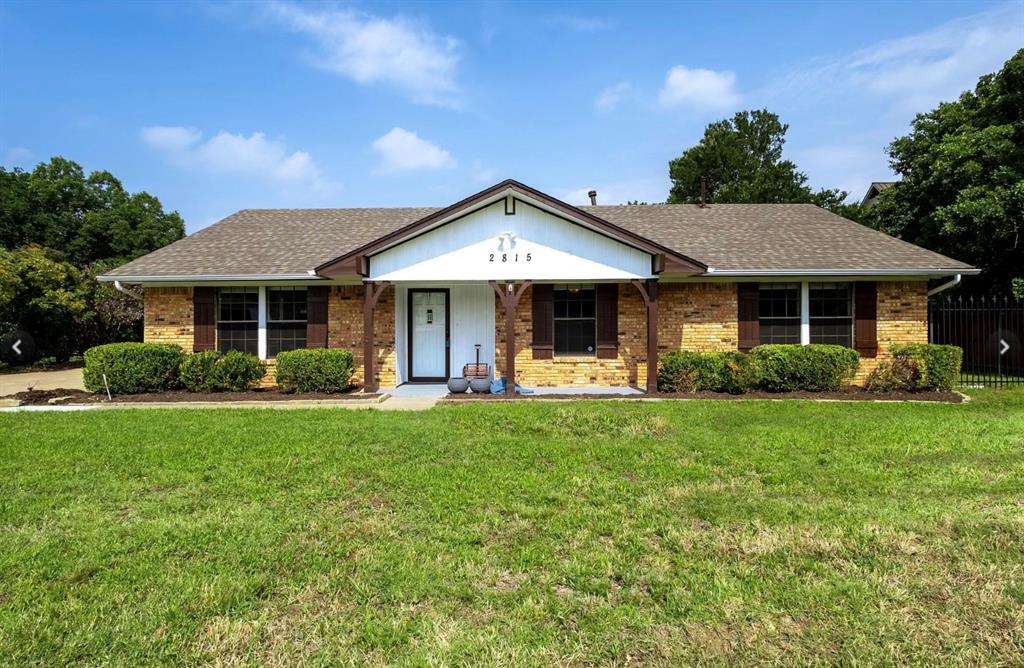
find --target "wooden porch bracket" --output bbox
[490,280,532,396]
[631,279,659,394]
[363,280,390,392]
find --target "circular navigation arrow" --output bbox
[1,330,36,365]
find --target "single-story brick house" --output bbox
[99,179,976,394]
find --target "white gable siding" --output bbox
[370,201,654,282]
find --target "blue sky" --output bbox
[2,1,1021,233]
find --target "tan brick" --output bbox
[327,285,396,388]
[143,287,193,351]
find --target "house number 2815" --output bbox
[489,253,532,263]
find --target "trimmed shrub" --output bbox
[214,350,266,391]
[890,344,962,391]
[179,351,222,393]
[83,342,184,394]
[275,348,355,393]
[748,344,860,392]
[658,351,752,393]
[179,350,266,392]
[865,355,925,393]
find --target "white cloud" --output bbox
[3,147,34,166]
[658,66,741,111]
[773,3,1022,113]
[371,127,456,174]
[141,125,337,194]
[595,82,631,112]
[263,1,460,108]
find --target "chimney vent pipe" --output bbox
[588,190,597,206]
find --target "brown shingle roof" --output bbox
[103,201,973,278]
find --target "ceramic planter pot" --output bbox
[469,378,491,393]
[447,377,470,393]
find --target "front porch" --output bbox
[362,279,661,396]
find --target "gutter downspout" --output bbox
[927,273,961,297]
[113,280,143,301]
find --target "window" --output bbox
[554,284,595,355]
[758,283,800,344]
[267,287,307,357]
[810,282,853,347]
[217,287,258,355]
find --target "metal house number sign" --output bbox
[489,231,533,263]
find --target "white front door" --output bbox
[410,290,448,380]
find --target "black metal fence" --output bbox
[929,295,1024,386]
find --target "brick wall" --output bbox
[659,283,738,352]
[854,280,928,383]
[143,287,193,350]
[327,285,396,388]
[494,285,649,387]
[143,280,927,390]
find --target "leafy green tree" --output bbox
[668,109,852,211]
[0,157,185,266]
[0,245,92,359]
[867,50,1023,294]
[0,157,180,360]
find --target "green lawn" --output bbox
[2,392,1023,666]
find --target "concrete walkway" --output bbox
[0,368,85,395]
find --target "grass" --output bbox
[1,390,1023,665]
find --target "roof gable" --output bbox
[315,180,705,277]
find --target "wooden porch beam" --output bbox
[632,279,659,393]
[490,280,531,396]
[362,280,390,392]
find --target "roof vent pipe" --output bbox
[699,176,707,208]
[588,190,597,206]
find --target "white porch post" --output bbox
[800,281,810,345]
[257,286,268,359]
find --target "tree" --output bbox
[0,245,92,360]
[867,50,1023,294]
[668,109,850,210]
[0,156,184,360]
[0,157,185,266]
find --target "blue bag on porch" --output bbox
[491,378,534,394]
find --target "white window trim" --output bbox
[257,286,267,359]
[800,281,810,345]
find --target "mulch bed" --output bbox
[4,388,379,406]
[440,388,963,403]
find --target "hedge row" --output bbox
[83,343,355,395]
[866,343,962,392]
[660,343,962,394]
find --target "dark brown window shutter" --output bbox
[531,284,553,359]
[595,283,619,359]
[737,283,759,351]
[193,287,216,352]
[854,282,878,358]
[306,286,329,348]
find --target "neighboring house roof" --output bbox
[101,181,974,280]
[860,181,898,207]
